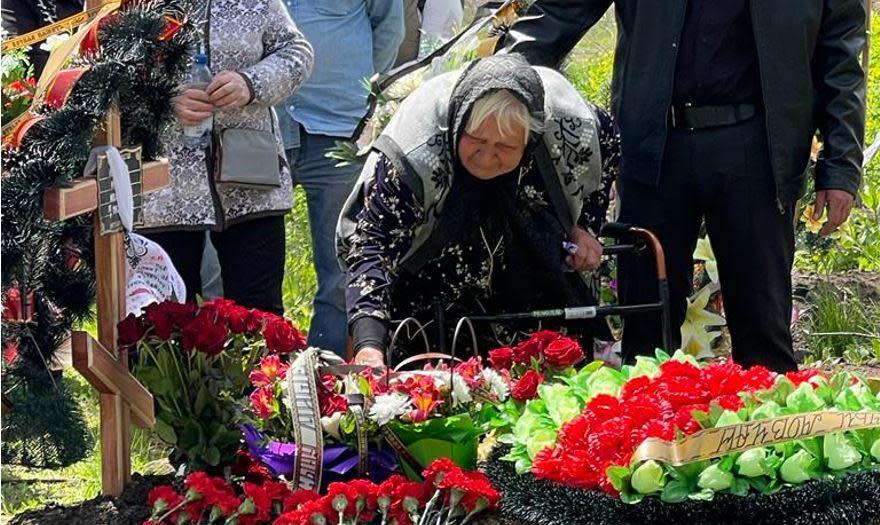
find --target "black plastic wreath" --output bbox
[483,444,880,525]
[1,0,197,468]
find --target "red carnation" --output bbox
[117,313,145,348]
[181,310,229,356]
[283,488,321,512]
[786,368,824,387]
[148,485,183,513]
[241,482,273,523]
[263,317,307,354]
[488,347,514,370]
[543,336,584,368]
[511,369,543,401]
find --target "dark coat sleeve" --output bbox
[496,0,612,68]
[345,154,424,352]
[812,0,866,197]
[578,108,620,234]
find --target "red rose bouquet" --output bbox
[122,299,306,470]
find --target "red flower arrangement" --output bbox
[531,358,777,495]
[145,458,499,525]
[122,299,307,470]
[489,330,584,402]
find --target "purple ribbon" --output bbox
[242,425,399,487]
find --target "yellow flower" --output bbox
[693,237,718,283]
[679,284,726,359]
[800,204,827,235]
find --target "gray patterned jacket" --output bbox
[142,0,313,231]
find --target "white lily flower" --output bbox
[679,284,726,359]
[693,237,719,284]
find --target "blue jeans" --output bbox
[287,130,362,357]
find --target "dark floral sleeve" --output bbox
[344,154,424,350]
[578,108,621,234]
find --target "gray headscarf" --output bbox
[337,55,603,274]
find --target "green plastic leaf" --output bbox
[779,449,817,484]
[785,383,825,413]
[736,448,768,478]
[824,432,861,470]
[654,348,671,363]
[750,400,782,421]
[606,465,631,493]
[526,428,559,459]
[871,438,880,462]
[630,355,661,380]
[631,460,666,495]
[697,463,733,491]
[585,367,625,397]
[660,479,691,503]
[714,410,744,427]
[540,383,582,426]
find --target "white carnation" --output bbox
[481,368,509,402]
[451,374,473,407]
[369,393,411,426]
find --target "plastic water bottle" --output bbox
[182,52,213,149]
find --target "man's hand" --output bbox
[566,226,603,271]
[173,89,213,126]
[206,71,251,110]
[353,346,385,367]
[813,189,854,236]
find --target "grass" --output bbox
[0,370,172,522]
[800,286,880,365]
[282,187,318,330]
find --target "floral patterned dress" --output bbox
[344,110,620,352]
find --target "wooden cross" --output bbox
[45,109,168,496]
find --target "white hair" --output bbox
[465,90,544,144]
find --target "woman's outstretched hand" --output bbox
[566,226,603,272]
[353,346,385,367]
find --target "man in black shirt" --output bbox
[500,0,866,372]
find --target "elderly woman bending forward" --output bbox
[337,55,620,366]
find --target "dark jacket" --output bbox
[500,0,866,205]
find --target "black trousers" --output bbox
[142,215,286,315]
[618,116,798,373]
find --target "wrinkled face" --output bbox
[458,115,527,180]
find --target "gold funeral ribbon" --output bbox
[0,6,109,53]
[631,410,880,466]
[35,2,121,104]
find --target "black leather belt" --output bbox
[668,102,758,131]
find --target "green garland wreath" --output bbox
[1,0,197,468]
[484,445,880,525]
